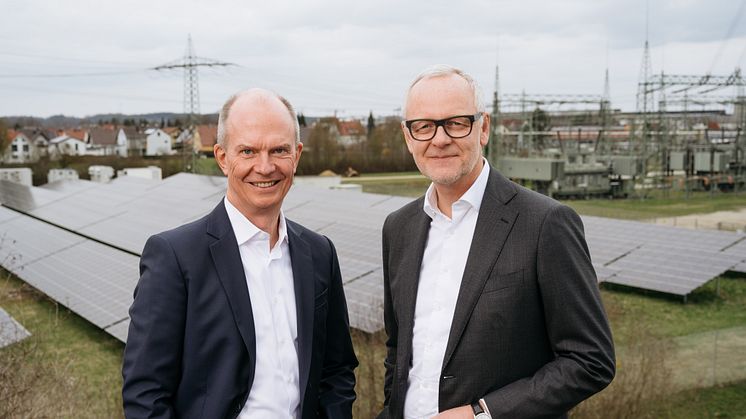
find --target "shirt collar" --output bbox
[423,157,490,220]
[224,196,288,247]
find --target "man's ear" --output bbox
[293,142,304,173]
[214,143,228,176]
[479,113,490,147]
[401,124,415,154]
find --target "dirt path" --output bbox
[669,325,746,390]
[651,208,746,232]
[343,174,427,182]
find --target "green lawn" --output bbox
[564,191,746,220]
[602,275,746,345]
[0,271,124,418]
[648,380,746,418]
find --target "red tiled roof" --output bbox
[65,129,87,141]
[337,120,365,136]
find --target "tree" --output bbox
[298,113,307,127]
[531,107,551,150]
[367,111,375,134]
[0,118,7,150]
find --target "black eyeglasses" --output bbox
[403,113,483,141]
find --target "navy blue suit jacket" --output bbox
[122,200,358,418]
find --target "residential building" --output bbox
[88,127,119,156]
[193,124,217,155]
[119,127,147,157]
[144,128,173,156]
[336,119,366,147]
[3,130,35,163]
[48,135,87,159]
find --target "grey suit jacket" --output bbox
[379,166,615,418]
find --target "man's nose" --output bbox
[430,125,453,147]
[254,153,276,174]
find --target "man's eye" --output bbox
[272,148,290,154]
[412,122,434,132]
[240,149,254,155]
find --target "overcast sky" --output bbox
[2,0,745,119]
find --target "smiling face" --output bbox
[403,73,489,196]
[214,92,302,221]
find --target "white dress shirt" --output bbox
[224,197,301,419]
[404,159,490,419]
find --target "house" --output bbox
[48,134,87,158]
[2,128,56,163]
[3,130,35,163]
[336,119,366,147]
[193,124,217,155]
[87,127,119,156]
[118,127,147,157]
[21,128,52,159]
[144,128,173,156]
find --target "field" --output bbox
[1,175,745,417]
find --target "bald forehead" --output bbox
[229,90,290,120]
[405,74,475,118]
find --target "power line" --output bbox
[0,69,145,79]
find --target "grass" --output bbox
[2,269,745,418]
[0,270,123,418]
[564,190,746,220]
[648,380,746,418]
[338,173,746,220]
[602,275,746,345]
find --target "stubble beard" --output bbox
[417,151,481,187]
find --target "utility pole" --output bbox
[153,35,235,172]
[487,64,502,167]
[636,25,654,184]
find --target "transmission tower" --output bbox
[153,35,235,171]
[597,68,611,155]
[487,64,502,166]
[636,1,654,181]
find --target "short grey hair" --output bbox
[216,89,301,147]
[403,64,485,117]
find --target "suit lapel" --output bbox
[441,169,518,369]
[398,202,431,368]
[287,220,314,404]
[207,201,257,366]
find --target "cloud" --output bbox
[1,0,745,117]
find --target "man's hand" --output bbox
[432,405,473,418]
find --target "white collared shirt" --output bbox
[404,159,490,419]
[224,197,300,419]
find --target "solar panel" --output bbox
[0,307,31,348]
[0,213,138,342]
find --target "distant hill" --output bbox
[1,113,218,128]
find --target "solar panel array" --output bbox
[584,216,746,295]
[1,174,745,341]
[0,205,138,341]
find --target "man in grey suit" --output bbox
[379,65,615,419]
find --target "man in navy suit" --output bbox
[122,88,358,418]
